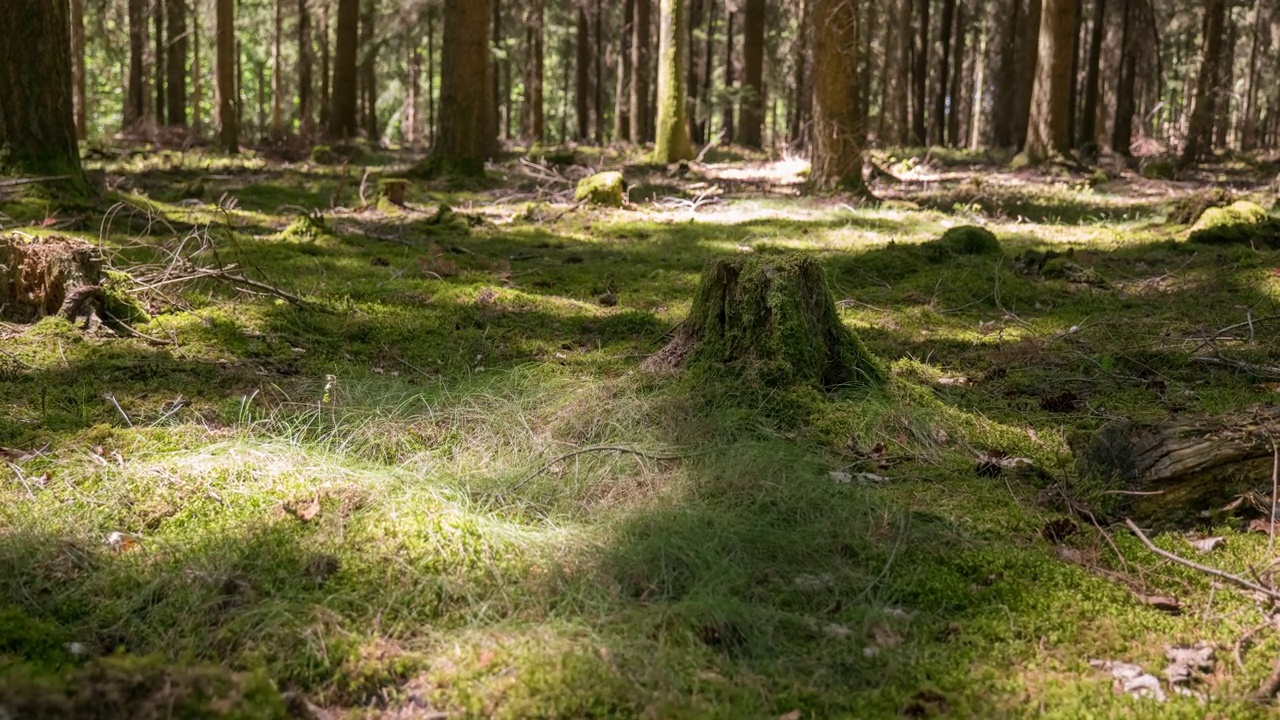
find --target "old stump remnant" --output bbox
[0,233,106,323]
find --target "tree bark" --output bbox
[789,0,812,147]
[992,0,1021,148]
[193,0,203,135]
[128,0,149,128]
[722,8,734,143]
[272,0,284,136]
[359,0,378,141]
[595,0,604,143]
[71,0,87,140]
[216,0,238,152]
[166,0,187,128]
[421,0,493,176]
[1079,0,1105,156]
[523,0,545,144]
[426,7,435,144]
[739,0,765,147]
[298,0,314,138]
[1111,0,1135,155]
[933,0,956,147]
[700,0,716,144]
[947,0,967,147]
[969,6,988,148]
[1012,0,1042,151]
[319,0,331,133]
[328,0,359,139]
[155,0,166,126]
[1241,3,1264,151]
[576,4,590,140]
[1023,0,1075,162]
[688,0,703,145]
[616,0,634,142]
[0,0,86,187]
[654,0,693,161]
[911,0,929,146]
[1183,0,1226,164]
[632,0,652,143]
[895,0,913,145]
[811,0,864,193]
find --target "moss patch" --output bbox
[925,225,1002,258]
[1188,201,1280,247]
[574,172,626,208]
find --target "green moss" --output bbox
[574,172,626,207]
[1141,158,1177,180]
[310,145,335,165]
[926,225,1002,257]
[102,270,150,325]
[1167,188,1233,225]
[279,212,335,243]
[1188,200,1280,246]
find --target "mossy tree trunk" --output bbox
[1023,0,1075,162]
[645,255,883,390]
[653,0,694,162]
[810,0,866,193]
[631,0,652,143]
[328,0,360,139]
[421,0,494,177]
[215,0,239,152]
[0,0,86,189]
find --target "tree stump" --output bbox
[1075,405,1280,523]
[0,234,104,323]
[644,255,884,389]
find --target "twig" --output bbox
[1124,519,1280,602]
[1237,618,1274,671]
[1257,616,1280,702]
[512,445,690,490]
[0,346,33,369]
[1270,440,1278,557]
[105,393,134,428]
[6,463,36,500]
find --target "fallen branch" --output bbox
[1124,518,1280,602]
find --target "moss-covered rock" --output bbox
[643,254,884,390]
[1188,200,1280,246]
[574,171,626,207]
[420,203,473,236]
[926,225,1002,258]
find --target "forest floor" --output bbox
[3,145,1280,718]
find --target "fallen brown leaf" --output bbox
[285,497,322,522]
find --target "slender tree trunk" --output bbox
[1241,3,1263,151]
[654,0,693,161]
[811,0,864,192]
[422,0,493,175]
[71,0,87,140]
[166,0,187,128]
[523,0,545,144]
[1012,0,1042,150]
[576,5,590,140]
[969,8,988,148]
[1212,7,1235,151]
[790,0,813,147]
[271,0,284,135]
[1079,0,1105,156]
[687,0,703,144]
[128,0,149,128]
[1024,0,1075,161]
[1183,0,1226,163]
[1111,0,1135,155]
[0,0,86,187]
[722,8,734,142]
[895,0,912,144]
[701,0,716,142]
[427,8,436,144]
[616,0,635,142]
[193,0,204,135]
[1065,0,1081,148]
[155,0,166,125]
[594,0,604,142]
[739,0,764,147]
[216,0,238,151]
[631,0,652,143]
[992,0,1020,148]
[298,0,314,137]
[502,5,512,141]
[257,61,266,141]
[359,0,378,141]
[911,0,929,145]
[328,0,359,139]
[948,0,967,147]
[933,0,955,146]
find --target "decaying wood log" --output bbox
[1077,405,1280,522]
[0,233,104,323]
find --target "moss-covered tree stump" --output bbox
[644,255,884,389]
[0,234,104,323]
[377,178,410,210]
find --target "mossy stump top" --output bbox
[644,255,884,389]
[574,171,626,207]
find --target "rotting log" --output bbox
[643,254,883,389]
[0,234,104,323]
[1076,405,1280,522]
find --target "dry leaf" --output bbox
[286,498,322,522]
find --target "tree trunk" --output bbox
[328,0,359,139]
[155,0,166,126]
[895,0,913,145]
[216,0,238,152]
[1111,0,1134,155]
[644,255,883,391]
[811,0,865,192]
[1012,0,1042,151]
[420,0,493,176]
[911,0,929,145]
[359,0,378,141]
[298,0,314,138]
[722,8,734,143]
[1079,0,1105,156]
[739,0,765,147]
[128,0,149,128]
[1183,0,1226,164]
[319,0,332,133]
[1241,4,1264,151]
[271,0,284,136]
[426,7,435,144]
[1024,0,1075,162]
[501,4,512,141]
[193,0,203,135]
[523,0,545,144]
[1065,0,1080,148]
[616,0,634,142]
[947,1,967,146]
[687,0,703,145]
[700,0,716,143]
[969,7,988,148]
[1212,6,1235,151]
[166,0,187,128]
[789,0,812,147]
[71,0,87,140]
[0,0,86,187]
[632,0,652,143]
[595,0,604,143]
[933,0,956,147]
[492,0,502,143]
[654,0,693,161]
[992,0,1021,148]
[576,4,590,140]
[1076,405,1280,524]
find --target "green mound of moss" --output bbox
[1167,188,1233,225]
[926,225,1002,258]
[574,172,626,207]
[644,254,884,390]
[1188,200,1280,247]
[279,212,334,243]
